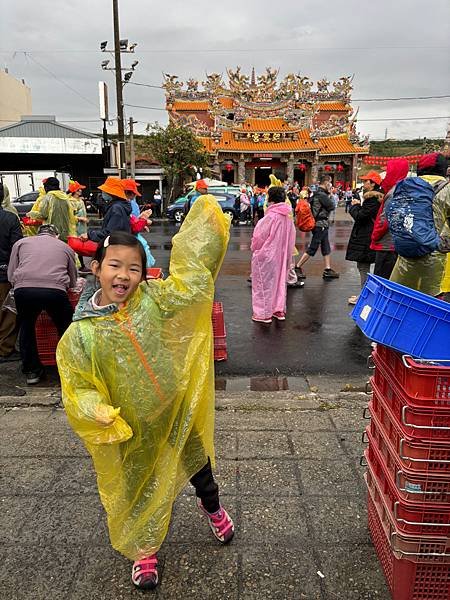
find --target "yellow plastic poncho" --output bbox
[22,186,47,236]
[441,254,450,293]
[28,190,77,241]
[390,176,450,296]
[56,195,230,560]
[70,197,88,236]
[1,183,19,217]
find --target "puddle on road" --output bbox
[215,376,306,392]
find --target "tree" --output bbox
[142,122,210,205]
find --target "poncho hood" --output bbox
[381,158,409,194]
[48,190,72,201]
[266,202,293,217]
[73,283,119,321]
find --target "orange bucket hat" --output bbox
[98,177,127,200]
[122,179,142,197]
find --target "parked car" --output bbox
[12,191,39,217]
[166,197,187,222]
[174,185,240,207]
[183,192,238,221]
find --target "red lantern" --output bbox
[324,165,332,172]
[298,163,306,172]
[225,164,233,172]
[336,164,344,172]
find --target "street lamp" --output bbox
[100,41,108,51]
[131,60,139,70]
[123,71,133,83]
[101,60,110,69]
[119,38,129,50]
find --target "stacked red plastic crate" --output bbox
[364,344,450,600]
[35,279,86,366]
[212,301,227,362]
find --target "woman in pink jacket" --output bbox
[251,186,296,323]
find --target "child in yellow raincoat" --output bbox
[56,195,233,590]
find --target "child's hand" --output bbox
[94,404,120,426]
[79,233,89,241]
[140,209,152,220]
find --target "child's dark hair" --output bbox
[267,186,286,204]
[93,231,147,280]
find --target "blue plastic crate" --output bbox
[351,274,450,360]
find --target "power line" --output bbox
[118,81,450,101]
[1,45,449,53]
[24,53,97,107]
[354,94,450,101]
[124,103,166,111]
[126,81,163,90]
[358,115,450,122]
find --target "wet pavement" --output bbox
[144,207,372,377]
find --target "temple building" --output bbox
[163,68,369,188]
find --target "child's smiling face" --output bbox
[92,244,144,307]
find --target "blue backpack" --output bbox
[385,177,447,258]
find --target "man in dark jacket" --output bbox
[83,177,151,244]
[0,187,22,360]
[295,175,340,280]
[83,177,132,244]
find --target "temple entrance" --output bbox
[293,168,306,188]
[221,169,235,184]
[254,166,272,187]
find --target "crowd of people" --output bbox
[0,176,153,384]
[249,152,450,323]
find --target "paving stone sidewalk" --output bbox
[0,375,390,600]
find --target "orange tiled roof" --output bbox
[318,101,350,111]
[219,97,234,108]
[318,134,364,155]
[170,98,234,111]
[237,118,295,132]
[170,100,210,111]
[199,130,319,152]
[200,131,363,155]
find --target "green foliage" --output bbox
[142,122,209,179]
[369,138,444,156]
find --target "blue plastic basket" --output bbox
[351,274,450,360]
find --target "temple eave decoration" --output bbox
[164,68,369,185]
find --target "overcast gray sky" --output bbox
[1,0,449,140]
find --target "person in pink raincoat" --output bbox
[251,186,296,323]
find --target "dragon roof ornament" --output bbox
[163,69,354,103]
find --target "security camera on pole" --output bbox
[99,0,138,178]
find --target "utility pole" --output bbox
[112,0,126,177]
[129,116,136,178]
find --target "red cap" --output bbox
[360,170,382,186]
[68,181,86,194]
[122,179,142,197]
[195,179,208,191]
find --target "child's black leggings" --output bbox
[189,458,220,513]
